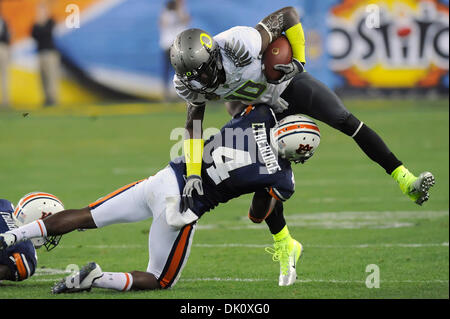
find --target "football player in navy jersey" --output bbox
[1,104,318,291]
[0,199,37,282]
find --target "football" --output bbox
[262,35,293,82]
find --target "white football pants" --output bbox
[89,166,195,288]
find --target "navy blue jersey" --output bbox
[0,199,37,281]
[170,105,295,217]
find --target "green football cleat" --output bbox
[265,238,303,286]
[392,166,435,206]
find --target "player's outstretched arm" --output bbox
[255,6,305,63]
[248,190,278,224]
[181,102,206,212]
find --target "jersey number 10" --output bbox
[224,80,266,102]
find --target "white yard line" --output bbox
[31,277,449,284]
[194,210,449,230]
[60,242,449,249]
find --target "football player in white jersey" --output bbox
[170,7,435,233]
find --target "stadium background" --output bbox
[0,0,448,300]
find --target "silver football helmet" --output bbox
[170,28,224,94]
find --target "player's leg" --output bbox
[92,167,192,291]
[0,179,150,249]
[53,166,190,293]
[53,173,164,293]
[264,201,302,286]
[0,207,95,249]
[279,72,435,205]
[248,197,302,286]
[52,261,159,293]
[94,194,195,291]
[146,202,196,289]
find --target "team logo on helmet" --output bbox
[200,32,213,49]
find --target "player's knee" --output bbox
[248,211,264,224]
[129,271,162,290]
[339,113,363,137]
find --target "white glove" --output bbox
[180,175,203,212]
[165,196,199,229]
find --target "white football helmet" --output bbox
[13,192,65,250]
[271,114,320,163]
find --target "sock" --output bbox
[93,272,133,291]
[273,225,291,242]
[391,165,416,194]
[8,220,47,242]
[265,201,286,235]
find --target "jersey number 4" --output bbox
[206,146,252,184]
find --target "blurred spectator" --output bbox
[159,0,190,101]
[0,15,10,108]
[31,2,60,107]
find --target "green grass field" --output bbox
[0,98,448,299]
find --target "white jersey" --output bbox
[173,26,292,113]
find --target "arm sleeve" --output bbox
[173,76,208,104]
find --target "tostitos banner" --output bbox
[326,0,449,92]
[0,0,448,106]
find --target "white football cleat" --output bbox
[52,262,103,294]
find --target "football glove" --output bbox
[269,58,304,85]
[180,175,203,212]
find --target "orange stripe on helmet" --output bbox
[159,224,192,288]
[88,179,145,209]
[12,253,27,280]
[274,123,320,137]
